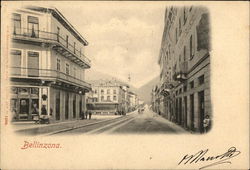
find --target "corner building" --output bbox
[9,6,91,122]
[158,7,211,133]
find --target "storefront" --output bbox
[10,86,51,121]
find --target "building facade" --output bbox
[86,80,130,115]
[9,6,91,122]
[153,6,211,133]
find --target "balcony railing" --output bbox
[10,67,91,89]
[12,27,91,68]
[173,61,188,81]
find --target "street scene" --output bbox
[9,4,211,135]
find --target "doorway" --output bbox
[190,94,194,130]
[184,96,187,128]
[198,91,205,133]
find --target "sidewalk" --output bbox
[13,115,122,136]
[149,110,190,134]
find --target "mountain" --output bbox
[135,76,160,105]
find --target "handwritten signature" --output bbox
[178,147,241,169]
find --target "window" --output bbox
[101,89,104,95]
[74,42,76,54]
[179,18,182,35]
[80,48,82,57]
[184,85,187,92]
[101,96,104,101]
[11,49,22,75]
[184,7,187,24]
[107,89,110,94]
[73,67,76,78]
[56,58,60,71]
[175,28,178,43]
[113,89,116,94]
[27,16,39,38]
[184,46,186,61]
[107,96,110,101]
[190,35,194,60]
[179,55,181,62]
[57,27,60,42]
[198,75,205,85]
[27,51,39,77]
[66,63,70,75]
[94,90,97,94]
[113,96,117,101]
[13,13,21,34]
[66,35,69,48]
[190,81,194,89]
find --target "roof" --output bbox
[26,6,88,46]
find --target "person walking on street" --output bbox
[203,115,211,133]
[85,110,88,119]
[88,110,92,120]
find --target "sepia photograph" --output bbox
[9,5,210,136]
[1,1,249,170]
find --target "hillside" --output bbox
[135,76,160,104]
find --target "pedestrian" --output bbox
[81,110,85,119]
[85,110,88,119]
[203,115,211,133]
[88,110,92,120]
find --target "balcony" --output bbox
[10,67,91,90]
[173,61,188,82]
[12,27,91,68]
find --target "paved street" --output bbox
[56,107,187,135]
[13,107,188,136]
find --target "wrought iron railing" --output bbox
[12,27,91,67]
[10,67,91,88]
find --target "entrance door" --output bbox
[179,98,182,125]
[73,95,76,118]
[184,96,187,128]
[190,94,194,130]
[56,91,60,120]
[198,91,205,133]
[19,99,29,120]
[79,97,82,118]
[65,93,69,120]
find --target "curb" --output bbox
[42,112,136,136]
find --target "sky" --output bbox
[55,2,165,88]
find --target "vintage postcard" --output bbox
[1,1,249,169]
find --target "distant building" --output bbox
[128,91,138,112]
[9,6,91,122]
[153,6,211,133]
[86,80,130,115]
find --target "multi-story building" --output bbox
[128,91,138,112]
[86,80,130,115]
[155,6,211,133]
[9,6,91,122]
